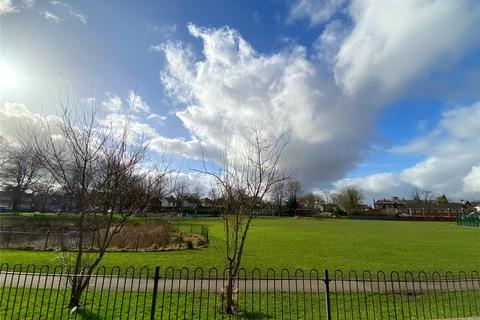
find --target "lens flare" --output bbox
[0,61,19,90]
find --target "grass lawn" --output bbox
[2,287,479,319]
[1,217,479,273]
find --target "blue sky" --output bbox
[1,0,480,200]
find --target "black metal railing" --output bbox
[1,264,479,319]
[0,224,208,251]
[172,224,209,242]
[457,212,480,227]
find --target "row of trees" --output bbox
[269,180,365,215]
[412,188,450,204]
[1,98,178,308]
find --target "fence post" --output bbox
[44,231,50,251]
[135,233,140,252]
[90,232,95,250]
[324,269,332,320]
[150,266,160,320]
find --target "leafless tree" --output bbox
[173,179,190,212]
[0,136,10,169]
[300,192,324,215]
[19,95,174,309]
[270,182,285,215]
[287,180,302,199]
[412,188,423,203]
[335,185,364,214]
[32,173,56,212]
[195,129,291,314]
[0,145,42,211]
[422,190,434,203]
[286,179,302,213]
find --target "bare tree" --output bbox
[287,180,302,199]
[412,188,422,203]
[141,158,176,212]
[422,190,434,203]
[0,146,42,211]
[335,185,364,214]
[0,136,10,169]
[32,173,56,212]
[173,179,190,212]
[196,129,291,314]
[286,179,302,214]
[300,192,324,215]
[270,182,285,215]
[19,96,173,309]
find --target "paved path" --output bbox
[1,272,479,293]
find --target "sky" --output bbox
[0,0,479,202]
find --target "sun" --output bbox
[0,61,19,90]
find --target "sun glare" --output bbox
[0,61,19,90]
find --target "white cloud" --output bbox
[0,102,63,145]
[333,100,480,199]
[288,0,346,26]
[146,112,167,125]
[81,96,96,106]
[0,102,166,154]
[23,0,34,9]
[314,19,350,66]
[149,136,205,160]
[155,3,480,194]
[159,24,373,188]
[0,0,17,14]
[332,172,411,200]
[99,113,158,144]
[101,92,122,112]
[334,0,480,97]
[43,10,61,23]
[463,166,480,194]
[127,91,151,113]
[45,1,87,25]
[149,24,177,37]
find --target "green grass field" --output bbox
[2,287,479,319]
[1,217,479,273]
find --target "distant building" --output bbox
[161,196,177,210]
[0,191,34,212]
[374,197,474,217]
[199,198,214,208]
[374,197,409,209]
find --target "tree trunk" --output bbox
[225,275,236,314]
[11,188,21,212]
[41,194,48,212]
[224,260,237,315]
[68,277,83,308]
[68,212,85,309]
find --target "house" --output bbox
[180,199,197,209]
[161,196,177,210]
[399,202,465,217]
[199,197,214,208]
[374,197,470,217]
[374,197,409,209]
[0,190,35,212]
[0,191,11,211]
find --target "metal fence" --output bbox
[0,224,208,251]
[1,264,479,319]
[457,213,480,227]
[173,224,209,242]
